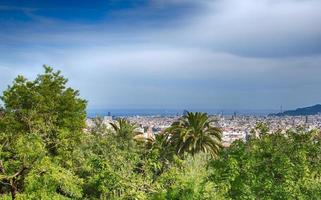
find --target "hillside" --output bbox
[271,104,321,116]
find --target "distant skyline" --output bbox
[1,0,321,110]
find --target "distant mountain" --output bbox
[271,104,321,116]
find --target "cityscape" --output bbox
[87,111,321,147]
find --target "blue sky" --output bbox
[1,0,321,110]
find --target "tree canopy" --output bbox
[0,66,86,199]
[208,127,321,200]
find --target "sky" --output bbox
[1,0,321,110]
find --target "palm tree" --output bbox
[164,112,222,158]
[110,118,139,149]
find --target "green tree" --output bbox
[138,133,177,184]
[164,112,222,158]
[85,117,153,199]
[250,122,270,138]
[151,153,218,200]
[109,118,139,150]
[208,128,321,200]
[0,65,86,199]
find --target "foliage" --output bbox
[208,127,321,200]
[164,112,222,158]
[151,153,220,200]
[0,66,87,199]
[109,118,139,150]
[21,157,83,199]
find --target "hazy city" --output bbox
[86,112,321,147]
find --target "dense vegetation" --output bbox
[0,66,321,199]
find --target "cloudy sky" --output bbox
[1,0,321,110]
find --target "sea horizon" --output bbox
[86,108,280,118]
